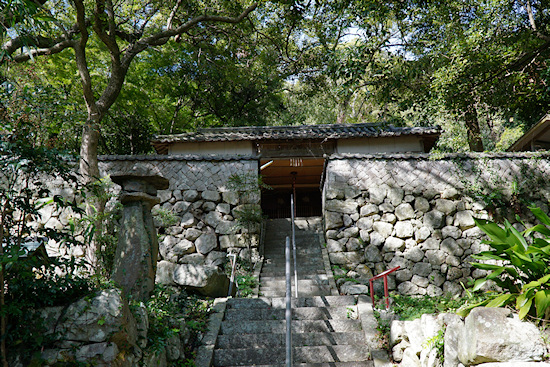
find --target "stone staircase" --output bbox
[195,217,389,367]
[259,218,338,298]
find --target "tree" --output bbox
[278,1,403,125]
[394,0,550,151]
[1,0,257,264]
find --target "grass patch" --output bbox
[390,291,498,321]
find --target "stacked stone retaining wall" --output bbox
[322,152,550,297]
[99,155,261,273]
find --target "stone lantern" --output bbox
[111,174,169,301]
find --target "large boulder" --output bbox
[55,288,138,350]
[173,264,230,297]
[458,307,547,365]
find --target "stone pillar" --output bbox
[111,174,169,301]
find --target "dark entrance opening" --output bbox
[259,158,324,219]
[262,188,322,219]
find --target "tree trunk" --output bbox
[0,205,7,367]
[465,104,484,152]
[336,98,350,124]
[80,116,103,268]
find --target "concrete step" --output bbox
[225,296,357,310]
[220,319,362,335]
[216,331,365,349]
[213,345,371,366]
[223,306,359,322]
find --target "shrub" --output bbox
[458,207,550,322]
[0,139,93,363]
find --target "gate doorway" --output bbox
[260,158,324,219]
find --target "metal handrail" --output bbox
[285,236,293,366]
[369,266,400,308]
[291,194,298,298]
[227,253,238,297]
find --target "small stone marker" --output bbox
[111,174,169,301]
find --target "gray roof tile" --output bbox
[151,123,441,144]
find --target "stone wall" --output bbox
[99,154,261,278]
[322,152,550,297]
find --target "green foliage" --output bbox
[458,207,550,321]
[236,273,258,298]
[390,293,493,321]
[423,326,446,363]
[77,177,122,279]
[152,207,179,229]
[0,138,93,360]
[226,172,269,268]
[372,308,391,350]
[145,285,213,363]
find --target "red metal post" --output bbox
[368,266,400,309]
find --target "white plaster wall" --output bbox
[168,141,254,155]
[336,136,423,154]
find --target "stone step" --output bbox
[263,251,323,259]
[216,331,365,349]
[220,319,362,335]
[261,264,326,271]
[261,264,325,271]
[225,363,373,367]
[223,306,359,322]
[260,274,329,282]
[261,279,329,287]
[225,296,357,310]
[263,262,323,268]
[264,239,321,246]
[260,269,327,276]
[213,345,371,366]
[260,283,332,293]
[263,257,322,264]
[259,289,333,298]
[264,235,322,243]
[260,270,328,277]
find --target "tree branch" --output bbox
[122,2,258,68]
[73,0,97,117]
[99,3,257,117]
[10,39,74,62]
[521,0,537,32]
[167,0,183,30]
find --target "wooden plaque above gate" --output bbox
[255,139,335,158]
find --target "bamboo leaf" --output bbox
[471,262,503,271]
[472,278,488,292]
[507,221,528,251]
[475,218,509,244]
[486,293,513,308]
[534,290,550,319]
[524,225,550,237]
[518,298,533,319]
[529,206,550,226]
[456,299,491,317]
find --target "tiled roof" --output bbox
[327,151,550,160]
[152,123,441,144]
[98,154,258,162]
